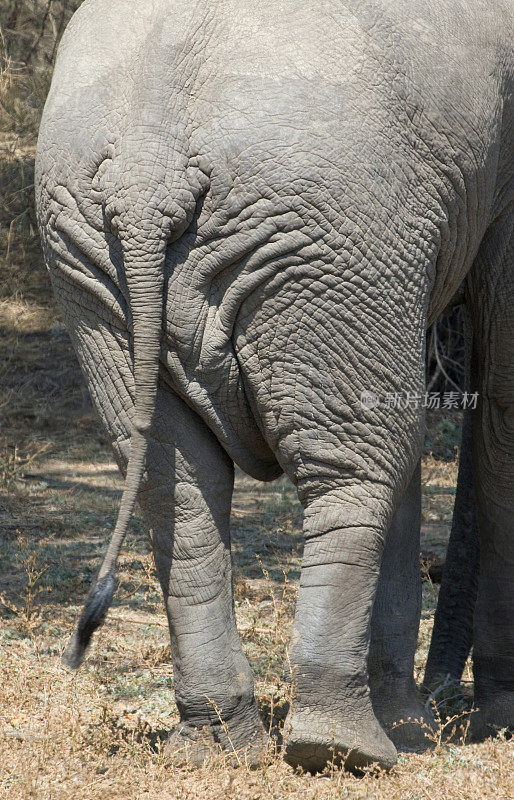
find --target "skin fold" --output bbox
[35,0,513,772]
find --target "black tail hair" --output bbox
[62,570,115,670]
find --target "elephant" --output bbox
[35,0,513,773]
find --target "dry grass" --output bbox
[0,648,511,800]
[0,524,512,800]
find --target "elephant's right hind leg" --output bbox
[468,211,514,740]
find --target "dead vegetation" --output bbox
[0,2,512,798]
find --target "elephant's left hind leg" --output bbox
[369,461,435,751]
[137,385,268,765]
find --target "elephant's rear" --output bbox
[37,0,511,482]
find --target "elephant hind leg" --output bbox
[282,495,398,773]
[139,387,268,766]
[369,461,436,752]
[468,211,514,740]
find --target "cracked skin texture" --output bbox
[36,0,513,773]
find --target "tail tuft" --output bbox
[62,570,115,670]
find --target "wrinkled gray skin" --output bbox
[36,0,513,772]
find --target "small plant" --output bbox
[117,551,162,614]
[420,555,440,602]
[252,551,298,745]
[421,673,474,747]
[205,695,243,767]
[0,530,51,651]
[0,438,49,489]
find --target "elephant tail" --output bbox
[62,230,167,670]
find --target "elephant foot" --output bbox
[283,707,397,773]
[164,706,269,768]
[372,689,436,752]
[470,693,514,741]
